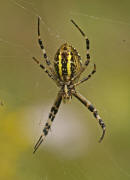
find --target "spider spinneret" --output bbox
[32,17,106,153]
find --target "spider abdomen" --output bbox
[54,43,82,81]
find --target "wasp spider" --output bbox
[33,17,106,153]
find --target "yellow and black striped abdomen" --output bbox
[54,43,82,81]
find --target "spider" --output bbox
[33,17,106,153]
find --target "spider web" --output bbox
[0,0,130,180]
[70,12,130,26]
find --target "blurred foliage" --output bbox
[0,0,130,179]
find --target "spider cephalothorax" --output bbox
[32,17,106,153]
[61,84,73,103]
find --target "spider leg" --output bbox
[74,64,96,87]
[33,56,61,86]
[33,92,62,153]
[37,16,55,76]
[71,19,90,71]
[32,56,55,81]
[72,91,106,142]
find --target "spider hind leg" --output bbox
[72,91,106,142]
[33,93,62,154]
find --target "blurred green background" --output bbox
[0,0,130,179]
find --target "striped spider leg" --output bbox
[32,56,55,81]
[69,20,96,88]
[73,64,96,87]
[72,91,106,142]
[32,17,61,85]
[37,16,56,77]
[71,19,91,82]
[33,92,62,153]
[32,56,61,87]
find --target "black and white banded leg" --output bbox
[74,64,96,87]
[32,56,55,81]
[71,19,90,70]
[72,91,106,142]
[37,16,55,75]
[33,93,62,153]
